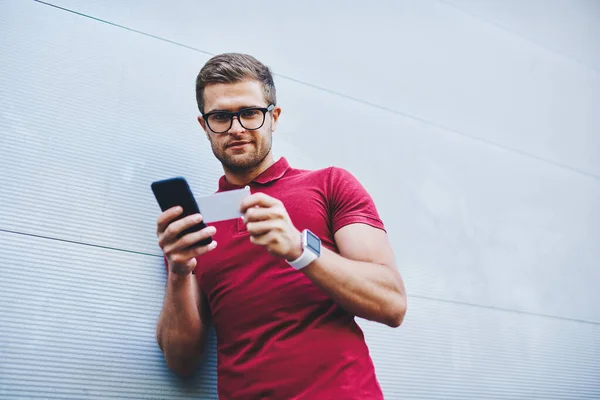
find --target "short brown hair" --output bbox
[195,53,276,113]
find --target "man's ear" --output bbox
[271,106,282,132]
[197,116,210,137]
[197,115,206,130]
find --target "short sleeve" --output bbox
[327,167,386,233]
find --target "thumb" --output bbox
[186,257,198,270]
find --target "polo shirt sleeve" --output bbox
[327,167,386,233]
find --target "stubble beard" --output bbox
[212,131,272,174]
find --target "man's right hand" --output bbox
[156,206,218,276]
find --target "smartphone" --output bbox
[151,177,213,247]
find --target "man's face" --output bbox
[198,80,281,172]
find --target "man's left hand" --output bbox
[240,192,302,261]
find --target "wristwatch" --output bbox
[286,229,321,270]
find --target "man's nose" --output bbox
[229,116,245,134]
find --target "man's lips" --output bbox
[227,141,251,148]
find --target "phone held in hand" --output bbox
[151,177,213,247]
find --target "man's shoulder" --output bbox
[282,165,364,198]
[283,165,333,192]
[287,164,354,181]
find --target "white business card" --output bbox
[196,186,251,223]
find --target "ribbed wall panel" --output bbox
[0,232,219,399]
[361,305,600,398]
[1,1,599,399]
[0,3,221,256]
[2,0,599,322]
[1,232,599,399]
[47,0,600,177]
[442,0,600,70]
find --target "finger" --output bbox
[240,192,280,213]
[244,206,280,223]
[246,220,278,236]
[167,240,218,269]
[175,225,217,250]
[163,225,215,254]
[163,213,204,241]
[181,240,218,260]
[249,231,277,247]
[156,206,183,234]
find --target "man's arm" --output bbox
[300,223,406,327]
[156,273,211,377]
[154,206,218,377]
[240,193,407,328]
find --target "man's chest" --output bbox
[202,182,335,261]
[193,184,336,326]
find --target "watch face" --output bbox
[305,230,321,255]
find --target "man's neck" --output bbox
[223,153,275,187]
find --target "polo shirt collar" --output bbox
[217,157,291,191]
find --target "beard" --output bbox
[211,131,272,173]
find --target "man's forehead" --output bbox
[204,80,264,111]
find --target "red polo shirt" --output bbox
[192,157,386,399]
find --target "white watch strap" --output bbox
[286,246,318,270]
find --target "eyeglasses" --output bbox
[202,104,275,134]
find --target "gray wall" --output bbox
[1,1,599,398]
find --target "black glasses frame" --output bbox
[202,104,275,134]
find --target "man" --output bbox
[155,53,407,399]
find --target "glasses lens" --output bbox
[239,109,266,130]
[207,112,232,133]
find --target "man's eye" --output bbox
[241,110,260,118]
[212,113,229,121]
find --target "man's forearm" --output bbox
[301,247,406,327]
[156,272,209,376]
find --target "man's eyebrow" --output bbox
[205,105,263,114]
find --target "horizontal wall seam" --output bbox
[436,0,600,74]
[3,227,599,326]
